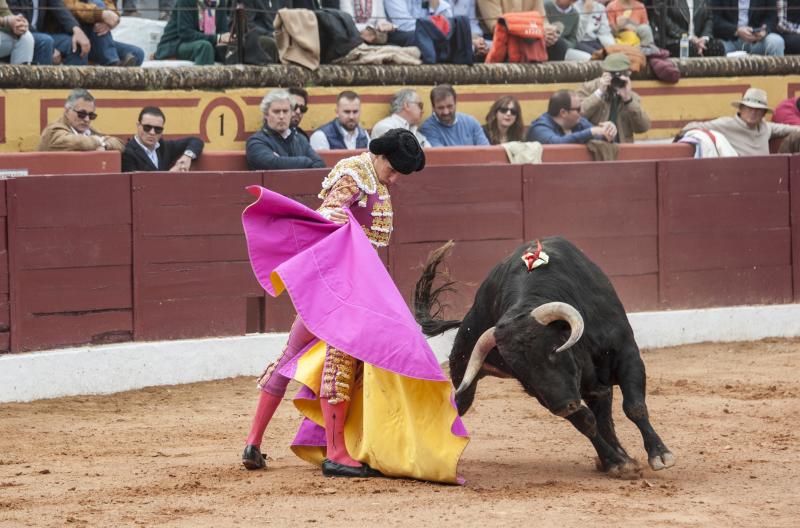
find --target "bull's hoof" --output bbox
[648,450,676,471]
[595,457,642,479]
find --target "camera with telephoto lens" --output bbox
[609,71,628,90]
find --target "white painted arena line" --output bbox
[2,303,800,404]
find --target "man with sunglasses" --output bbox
[39,88,123,151]
[121,106,204,172]
[528,89,616,144]
[288,87,310,140]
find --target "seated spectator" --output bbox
[773,95,800,125]
[545,0,592,60]
[710,0,784,56]
[246,89,325,170]
[420,84,490,146]
[528,89,617,143]
[663,0,725,57]
[155,0,230,65]
[372,88,430,147]
[8,0,90,65]
[38,88,124,151]
[451,0,490,56]
[578,53,651,143]
[122,106,204,172]
[61,0,143,66]
[310,91,370,151]
[288,86,310,140]
[159,0,173,20]
[478,0,542,36]
[574,0,615,53]
[479,0,572,62]
[681,88,800,156]
[483,95,526,144]
[606,0,655,46]
[216,0,278,65]
[384,0,451,46]
[0,0,34,64]
[340,0,417,47]
[777,0,800,54]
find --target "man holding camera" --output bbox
[578,53,651,143]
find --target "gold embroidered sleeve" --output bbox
[317,174,362,218]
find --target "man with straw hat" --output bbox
[681,88,800,156]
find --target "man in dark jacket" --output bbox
[664,0,725,57]
[7,0,90,64]
[246,89,325,171]
[122,107,204,172]
[710,0,785,56]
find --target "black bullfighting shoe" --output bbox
[242,444,266,470]
[321,459,383,478]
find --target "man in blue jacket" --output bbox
[419,84,489,147]
[528,89,617,144]
[246,89,326,171]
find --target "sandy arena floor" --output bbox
[1,338,798,527]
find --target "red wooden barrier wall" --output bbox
[132,171,263,341]
[0,181,8,352]
[7,174,133,351]
[2,154,799,352]
[390,165,524,320]
[0,151,120,175]
[791,156,800,302]
[658,156,793,308]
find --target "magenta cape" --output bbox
[242,186,469,483]
[242,185,449,381]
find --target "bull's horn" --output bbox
[455,327,496,395]
[530,302,584,353]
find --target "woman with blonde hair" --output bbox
[483,95,525,145]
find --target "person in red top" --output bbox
[773,97,800,126]
[605,0,654,46]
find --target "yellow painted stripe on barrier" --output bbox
[3,76,799,152]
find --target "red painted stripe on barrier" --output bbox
[39,98,202,132]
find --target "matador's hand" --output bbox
[328,208,349,224]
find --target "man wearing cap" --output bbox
[241,128,431,479]
[578,53,650,143]
[681,88,800,156]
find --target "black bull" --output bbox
[414,237,675,478]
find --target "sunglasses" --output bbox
[140,124,164,134]
[73,109,98,120]
[498,107,519,116]
[294,105,308,114]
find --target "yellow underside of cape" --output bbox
[290,341,469,484]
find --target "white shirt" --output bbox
[737,0,750,28]
[309,123,370,151]
[31,0,39,28]
[371,113,430,147]
[135,135,160,168]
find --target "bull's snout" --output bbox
[552,400,581,418]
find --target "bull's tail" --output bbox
[413,241,462,337]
